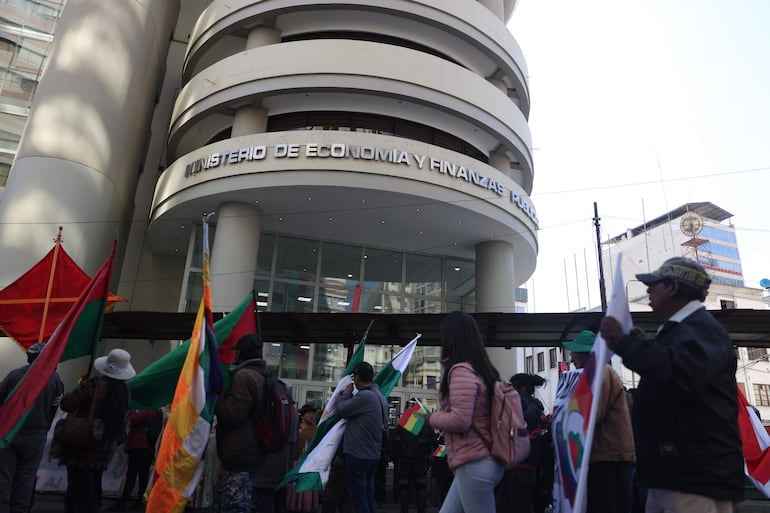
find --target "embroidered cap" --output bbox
[635,257,711,294]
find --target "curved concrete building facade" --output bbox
[0,0,536,397]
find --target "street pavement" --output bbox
[30,493,414,512]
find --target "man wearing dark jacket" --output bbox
[0,343,63,513]
[601,257,744,513]
[215,334,269,513]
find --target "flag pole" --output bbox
[37,226,63,343]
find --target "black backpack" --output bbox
[254,367,295,452]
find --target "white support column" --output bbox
[247,26,281,49]
[0,0,180,282]
[476,240,515,312]
[210,202,262,312]
[230,26,278,137]
[232,106,268,136]
[489,147,511,179]
[478,0,505,21]
[476,240,517,380]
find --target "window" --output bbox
[720,299,736,310]
[549,348,558,369]
[748,348,767,361]
[525,355,534,374]
[537,352,545,372]
[754,384,770,407]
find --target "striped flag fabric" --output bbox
[146,215,223,513]
[737,387,770,497]
[398,399,429,435]
[0,242,116,448]
[552,254,632,513]
[433,444,447,458]
[281,334,422,492]
[128,291,257,409]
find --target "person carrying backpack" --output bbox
[425,312,505,513]
[495,373,546,513]
[215,333,273,513]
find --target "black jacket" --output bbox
[616,306,744,501]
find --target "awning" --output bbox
[102,309,770,348]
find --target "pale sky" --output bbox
[508,0,770,312]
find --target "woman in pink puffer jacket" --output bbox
[427,311,505,513]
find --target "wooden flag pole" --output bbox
[37,226,63,343]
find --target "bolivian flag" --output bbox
[433,445,447,458]
[398,399,429,435]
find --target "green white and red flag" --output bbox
[0,242,117,447]
[146,215,223,513]
[280,333,421,492]
[128,290,257,409]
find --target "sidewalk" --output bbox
[30,493,415,512]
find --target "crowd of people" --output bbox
[0,256,750,513]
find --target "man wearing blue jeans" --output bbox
[337,361,388,513]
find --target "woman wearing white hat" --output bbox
[50,348,135,513]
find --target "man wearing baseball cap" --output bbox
[600,257,743,512]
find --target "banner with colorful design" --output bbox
[552,254,631,513]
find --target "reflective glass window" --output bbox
[358,291,403,313]
[254,280,270,311]
[445,259,474,309]
[275,236,318,280]
[313,343,356,382]
[403,297,442,314]
[281,343,310,380]
[405,254,442,296]
[401,346,442,390]
[321,242,361,283]
[363,248,402,292]
[317,287,359,313]
[256,233,275,276]
[272,282,315,313]
[263,342,282,374]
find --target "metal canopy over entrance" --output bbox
[102,310,770,348]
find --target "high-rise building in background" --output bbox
[0,0,64,187]
[602,201,770,418]
[0,1,536,408]
[605,202,744,307]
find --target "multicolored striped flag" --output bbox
[280,333,422,492]
[128,291,257,409]
[0,242,116,447]
[398,399,429,435]
[433,444,447,458]
[146,215,223,513]
[552,254,631,513]
[737,387,770,497]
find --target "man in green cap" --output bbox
[600,257,743,512]
[562,330,635,513]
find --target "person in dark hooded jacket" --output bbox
[215,334,269,513]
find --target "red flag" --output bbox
[737,387,770,496]
[0,243,116,447]
[0,231,122,349]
